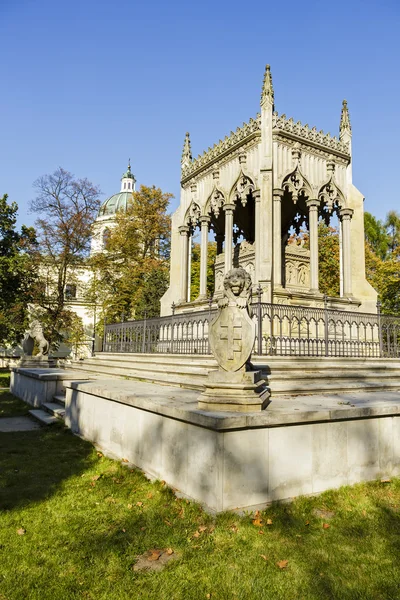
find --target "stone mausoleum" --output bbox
[161,65,377,315]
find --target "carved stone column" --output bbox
[339,208,354,297]
[223,204,235,274]
[199,216,210,299]
[178,225,190,303]
[215,232,224,255]
[254,189,261,285]
[306,199,320,292]
[273,189,284,288]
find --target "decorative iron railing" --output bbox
[103,301,400,358]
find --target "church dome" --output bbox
[98,191,132,217]
[97,160,136,217]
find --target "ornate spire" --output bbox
[181,132,192,167]
[260,64,274,108]
[340,99,351,137]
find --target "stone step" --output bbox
[92,353,400,371]
[67,353,400,397]
[72,358,215,377]
[53,394,66,406]
[42,402,66,419]
[28,409,59,426]
[68,363,205,389]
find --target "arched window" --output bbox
[102,228,111,248]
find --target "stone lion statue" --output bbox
[218,267,252,311]
[22,319,49,357]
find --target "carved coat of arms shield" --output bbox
[209,305,256,372]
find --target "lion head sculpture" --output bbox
[219,267,252,310]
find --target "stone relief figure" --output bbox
[218,267,252,311]
[298,263,307,285]
[286,262,296,285]
[245,262,255,284]
[215,269,224,291]
[22,319,49,357]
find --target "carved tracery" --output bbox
[185,202,201,231]
[318,176,345,214]
[282,166,312,204]
[230,170,255,207]
[208,187,225,218]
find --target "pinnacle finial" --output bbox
[260,64,274,108]
[340,99,351,136]
[127,158,131,173]
[181,132,192,167]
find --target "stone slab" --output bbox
[65,379,400,431]
[0,416,41,432]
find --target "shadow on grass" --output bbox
[0,425,94,511]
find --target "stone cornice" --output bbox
[272,113,350,158]
[181,110,350,185]
[181,115,261,184]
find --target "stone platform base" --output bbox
[10,369,400,513]
[198,369,270,412]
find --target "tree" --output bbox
[0,194,38,346]
[317,223,340,297]
[364,212,388,260]
[190,241,217,300]
[385,210,400,256]
[289,223,340,297]
[30,168,101,346]
[87,185,172,324]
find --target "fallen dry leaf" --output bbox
[136,501,143,507]
[147,549,162,561]
[198,525,207,532]
[127,504,133,510]
[133,548,178,572]
[164,519,172,527]
[266,518,273,525]
[260,554,268,561]
[140,527,146,531]
[192,531,201,538]
[91,475,100,481]
[122,458,129,463]
[97,452,103,457]
[147,493,153,499]
[122,528,126,533]
[381,477,391,484]
[17,528,26,535]
[252,518,263,527]
[208,525,215,534]
[277,560,288,569]
[229,524,238,533]
[258,530,264,535]
[322,523,330,529]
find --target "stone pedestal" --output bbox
[18,356,56,369]
[198,368,270,412]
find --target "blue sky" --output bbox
[1,0,399,229]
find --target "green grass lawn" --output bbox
[0,368,10,388]
[1,390,400,600]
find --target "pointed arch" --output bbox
[205,186,226,218]
[281,165,313,201]
[318,176,346,212]
[228,170,256,206]
[184,201,201,230]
